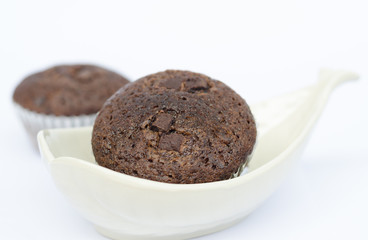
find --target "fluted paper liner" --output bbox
[13,102,97,148]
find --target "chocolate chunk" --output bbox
[160,78,182,90]
[159,133,184,152]
[151,113,173,131]
[184,77,209,92]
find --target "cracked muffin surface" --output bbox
[92,70,256,184]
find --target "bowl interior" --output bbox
[43,127,96,164]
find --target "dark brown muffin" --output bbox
[92,70,256,184]
[13,64,130,116]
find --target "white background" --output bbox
[1,0,367,239]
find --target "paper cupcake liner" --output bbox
[230,149,252,179]
[13,102,97,149]
[230,121,258,179]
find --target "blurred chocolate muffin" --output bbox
[92,70,256,184]
[13,64,130,116]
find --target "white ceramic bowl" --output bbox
[38,69,358,240]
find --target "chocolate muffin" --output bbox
[92,70,256,184]
[13,64,130,148]
[13,64,130,116]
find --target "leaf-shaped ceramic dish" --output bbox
[38,69,358,240]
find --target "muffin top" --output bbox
[92,70,256,184]
[13,64,130,116]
